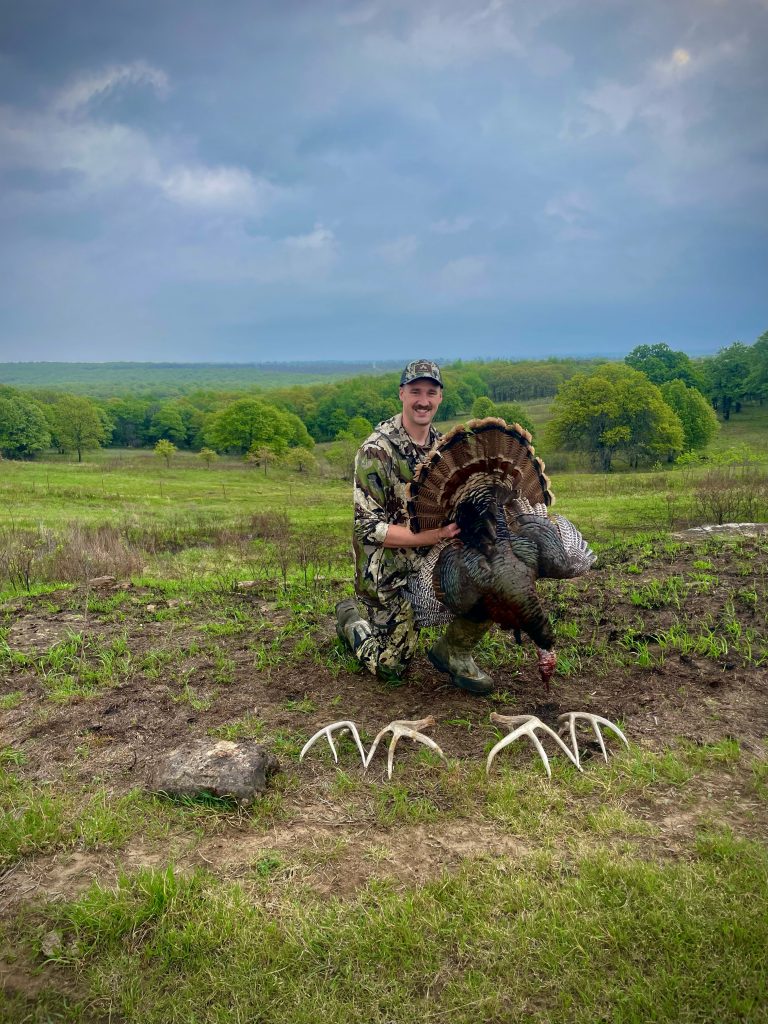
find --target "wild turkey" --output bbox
[405,417,595,683]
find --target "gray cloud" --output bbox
[0,0,766,360]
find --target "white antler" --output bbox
[300,720,367,767]
[557,712,629,768]
[365,717,447,779]
[487,713,582,777]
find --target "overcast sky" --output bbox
[1,0,766,363]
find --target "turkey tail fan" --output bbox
[407,418,553,534]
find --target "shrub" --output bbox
[694,468,768,525]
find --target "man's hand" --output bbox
[382,522,460,549]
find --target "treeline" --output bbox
[0,360,403,396]
[0,336,765,467]
[0,357,590,458]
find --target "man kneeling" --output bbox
[335,359,494,695]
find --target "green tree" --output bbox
[494,402,535,436]
[50,395,109,462]
[154,438,177,468]
[326,431,360,480]
[470,397,534,434]
[198,447,218,469]
[546,363,684,471]
[660,380,719,451]
[104,397,152,447]
[471,396,496,418]
[346,415,373,440]
[703,342,753,420]
[0,393,51,458]
[625,343,703,389]
[148,403,187,445]
[284,447,317,473]
[746,330,768,402]
[205,399,312,455]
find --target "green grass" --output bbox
[0,402,765,564]
[0,773,152,867]
[1,410,766,1021]
[0,447,351,534]
[14,833,766,1024]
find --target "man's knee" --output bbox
[355,598,419,680]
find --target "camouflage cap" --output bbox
[400,359,443,388]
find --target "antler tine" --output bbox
[557,712,629,767]
[365,717,447,779]
[300,720,367,767]
[487,713,582,777]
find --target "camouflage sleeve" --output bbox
[353,441,393,548]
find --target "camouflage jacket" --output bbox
[353,414,441,609]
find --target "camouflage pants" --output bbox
[355,592,419,680]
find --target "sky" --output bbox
[0,0,766,364]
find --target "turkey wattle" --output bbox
[405,417,596,684]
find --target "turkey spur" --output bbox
[405,417,595,685]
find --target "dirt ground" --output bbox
[1,532,767,916]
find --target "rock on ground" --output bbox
[151,740,280,805]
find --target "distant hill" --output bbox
[0,360,404,395]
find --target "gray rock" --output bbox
[151,739,280,805]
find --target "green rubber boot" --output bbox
[428,618,494,696]
[335,598,373,654]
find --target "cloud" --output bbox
[284,222,335,251]
[362,1,521,69]
[375,234,419,262]
[0,64,284,216]
[52,61,169,114]
[574,38,744,138]
[161,165,280,212]
[430,215,474,234]
[0,105,161,188]
[544,191,596,240]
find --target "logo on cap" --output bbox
[400,360,443,387]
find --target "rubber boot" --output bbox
[428,618,494,695]
[335,598,373,654]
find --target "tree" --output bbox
[470,397,535,434]
[154,438,176,468]
[148,403,187,446]
[284,447,317,473]
[660,380,719,452]
[704,342,753,420]
[0,393,51,458]
[346,416,373,440]
[198,447,218,469]
[246,444,282,475]
[746,330,768,402]
[326,430,360,480]
[471,396,496,418]
[546,363,684,471]
[104,397,152,447]
[50,395,109,462]
[205,399,313,455]
[625,343,704,390]
[494,402,535,435]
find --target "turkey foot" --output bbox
[557,712,629,768]
[300,720,368,767]
[365,717,447,779]
[487,713,582,777]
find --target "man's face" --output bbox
[399,379,443,430]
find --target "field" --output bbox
[1,408,767,1022]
